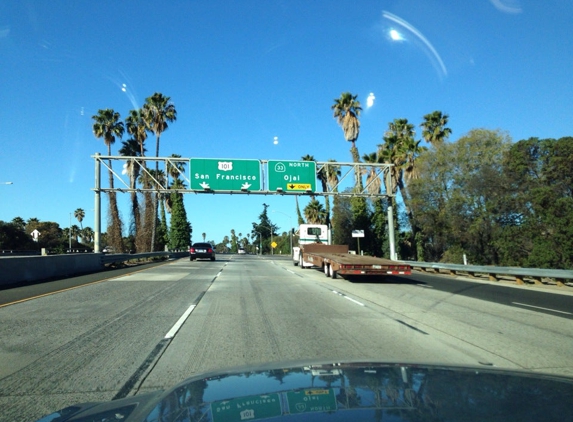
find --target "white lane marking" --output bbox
[164,304,197,339]
[287,270,296,275]
[216,271,222,278]
[344,296,365,307]
[332,290,365,307]
[417,284,434,288]
[511,302,572,315]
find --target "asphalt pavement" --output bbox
[0,254,571,421]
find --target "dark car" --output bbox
[35,361,573,422]
[189,242,216,261]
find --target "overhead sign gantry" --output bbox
[92,154,396,254]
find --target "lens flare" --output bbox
[382,11,447,79]
[366,93,375,108]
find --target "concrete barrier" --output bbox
[0,254,104,287]
[0,251,189,288]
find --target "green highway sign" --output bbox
[211,394,282,422]
[190,158,261,191]
[267,160,316,192]
[286,388,337,414]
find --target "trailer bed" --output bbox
[300,244,412,278]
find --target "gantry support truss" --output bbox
[92,154,397,257]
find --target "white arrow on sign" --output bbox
[31,229,41,241]
[199,181,211,189]
[241,182,252,190]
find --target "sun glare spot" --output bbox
[366,93,375,108]
[389,29,402,41]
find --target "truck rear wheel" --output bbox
[299,255,305,268]
[329,265,337,279]
[324,264,330,277]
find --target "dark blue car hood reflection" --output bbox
[38,362,573,422]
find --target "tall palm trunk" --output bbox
[129,164,140,241]
[150,134,161,251]
[350,146,363,190]
[295,196,305,225]
[106,148,124,252]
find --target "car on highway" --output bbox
[238,247,246,254]
[189,242,216,261]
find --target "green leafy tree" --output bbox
[496,137,573,268]
[166,158,191,250]
[251,203,279,254]
[11,217,26,232]
[230,229,238,252]
[26,220,66,250]
[331,190,354,247]
[168,188,191,250]
[409,128,512,264]
[362,152,387,256]
[0,220,36,250]
[92,108,125,252]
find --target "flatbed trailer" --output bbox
[298,243,411,279]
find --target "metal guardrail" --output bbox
[101,251,188,265]
[405,261,573,287]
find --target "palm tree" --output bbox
[126,108,152,252]
[143,93,177,162]
[143,93,177,251]
[362,152,383,196]
[70,224,81,243]
[304,199,327,224]
[332,92,362,163]
[119,139,146,240]
[420,111,452,147]
[379,118,416,198]
[379,118,428,260]
[202,232,206,242]
[74,208,85,230]
[81,227,94,244]
[331,92,362,151]
[125,108,149,157]
[166,153,186,183]
[92,108,125,252]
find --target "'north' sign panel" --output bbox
[267,160,316,192]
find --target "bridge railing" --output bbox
[405,261,573,287]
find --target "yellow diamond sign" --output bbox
[271,241,278,248]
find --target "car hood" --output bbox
[37,361,573,422]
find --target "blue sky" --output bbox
[1,0,572,245]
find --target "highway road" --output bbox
[1,254,572,421]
